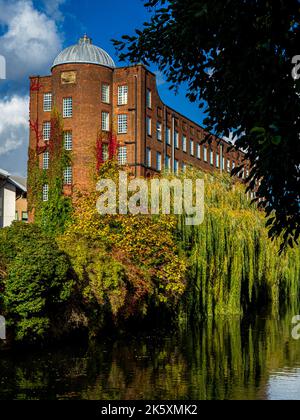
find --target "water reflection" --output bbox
[1,312,300,400]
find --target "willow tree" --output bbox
[113,0,300,250]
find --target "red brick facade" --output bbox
[28,61,248,212]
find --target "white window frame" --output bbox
[64,132,73,151]
[174,131,179,149]
[216,153,220,168]
[147,116,152,136]
[146,148,152,168]
[118,114,128,134]
[157,122,162,141]
[63,97,73,118]
[118,146,127,166]
[43,93,52,112]
[43,122,51,141]
[118,85,128,106]
[64,166,72,185]
[182,135,187,153]
[156,152,162,171]
[43,151,49,170]
[146,89,152,108]
[102,111,110,132]
[190,139,194,156]
[203,146,208,162]
[102,84,110,104]
[197,144,201,159]
[167,127,171,145]
[210,149,214,166]
[42,184,49,202]
[227,159,231,172]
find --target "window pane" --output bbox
[118,85,128,105]
[102,84,110,103]
[146,148,152,167]
[43,151,49,170]
[43,122,51,141]
[157,122,162,141]
[43,184,49,202]
[118,146,127,166]
[147,89,152,108]
[197,144,201,159]
[203,147,208,162]
[174,131,179,149]
[190,140,194,156]
[64,167,72,185]
[182,136,187,152]
[118,114,128,134]
[147,117,152,136]
[43,93,52,112]
[102,144,109,162]
[102,111,110,131]
[167,127,171,144]
[64,132,73,151]
[63,97,72,118]
[156,152,162,171]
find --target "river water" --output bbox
[1,311,300,400]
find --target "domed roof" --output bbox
[52,35,115,69]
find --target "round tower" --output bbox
[51,35,115,191]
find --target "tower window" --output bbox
[64,167,72,185]
[64,132,73,151]
[118,114,128,134]
[63,97,73,118]
[43,93,52,112]
[43,151,49,170]
[118,85,128,105]
[42,184,49,202]
[102,84,110,104]
[43,122,51,141]
[102,111,110,132]
[118,146,127,166]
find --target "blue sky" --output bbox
[0,0,206,176]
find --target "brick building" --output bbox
[28,35,248,206]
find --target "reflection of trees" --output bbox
[1,311,300,400]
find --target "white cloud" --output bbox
[0,0,63,80]
[0,95,29,156]
[40,0,66,21]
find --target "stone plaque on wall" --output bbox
[61,71,77,85]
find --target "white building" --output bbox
[0,169,27,228]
